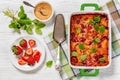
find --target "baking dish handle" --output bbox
[80,69,99,76]
[81,3,100,11]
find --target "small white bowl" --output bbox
[34,1,55,26]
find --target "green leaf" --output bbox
[33,19,46,28]
[99,26,105,33]
[46,60,53,68]
[72,51,78,57]
[91,48,97,53]
[18,12,27,19]
[3,5,46,35]
[79,44,85,50]
[80,54,87,61]
[32,19,39,24]
[26,26,32,34]
[94,25,99,31]
[94,16,100,22]
[76,28,81,33]
[20,6,24,12]
[18,19,32,25]
[28,24,34,29]
[9,22,17,28]
[35,27,42,34]
[21,25,27,30]
[99,57,105,62]
[93,38,100,44]
[89,20,95,25]
[18,6,27,19]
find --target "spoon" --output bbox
[23,1,48,16]
[53,14,66,71]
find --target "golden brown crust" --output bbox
[70,13,109,67]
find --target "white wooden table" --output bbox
[0,0,120,80]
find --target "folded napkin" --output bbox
[44,0,120,79]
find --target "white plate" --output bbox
[9,36,46,71]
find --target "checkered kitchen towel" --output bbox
[44,25,81,80]
[101,0,120,58]
[44,0,120,79]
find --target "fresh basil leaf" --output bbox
[32,19,38,24]
[89,20,95,25]
[79,44,85,50]
[46,60,53,68]
[26,26,32,34]
[91,48,97,52]
[21,25,27,30]
[36,22,45,28]
[18,19,32,25]
[80,54,87,61]
[20,6,24,12]
[29,24,34,29]
[77,28,81,33]
[18,12,27,19]
[99,26,105,33]
[93,38,100,44]
[94,25,99,31]
[94,16,100,22]
[33,19,46,28]
[4,5,46,35]
[72,51,78,57]
[9,22,17,28]
[18,6,27,19]
[99,57,105,62]
[35,27,42,34]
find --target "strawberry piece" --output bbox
[33,50,41,63]
[22,54,29,61]
[25,48,33,56]
[87,24,93,30]
[18,58,26,65]
[28,39,36,47]
[27,56,35,65]
[19,39,27,48]
[12,45,23,55]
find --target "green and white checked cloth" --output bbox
[101,0,120,58]
[44,0,120,79]
[44,26,81,80]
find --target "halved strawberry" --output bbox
[33,50,41,63]
[22,54,29,61]
[25,48,33,56]
[28,39,36,47]
[12,45,23,55]
[19,39,27,48]
[27,56,35,65]
[18,58,26,65]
